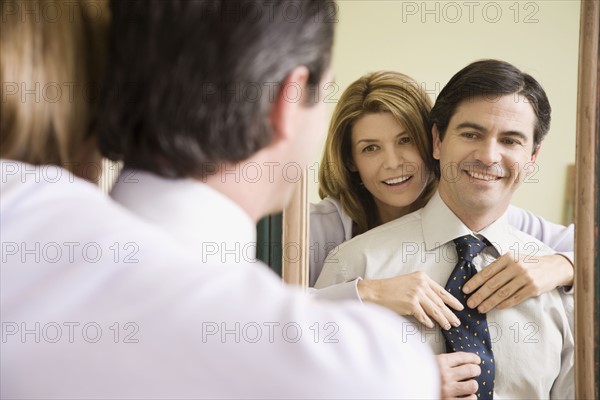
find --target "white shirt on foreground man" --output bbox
[110,169,257,265]
[3,1,441,397]
[1,160,439,399]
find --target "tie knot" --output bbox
[453,235,487,262]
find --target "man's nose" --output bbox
[473,139,502,165]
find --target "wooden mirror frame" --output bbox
[574,0,599,397]
[282,172,310,288]
[282,1,599,396]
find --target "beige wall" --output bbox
[310,0,580,225]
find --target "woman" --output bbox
[311,71,574,329]
[0,0,107,183]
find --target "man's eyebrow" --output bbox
[501,131,529,142]
[455,122,488,132]
[455,122,529,142]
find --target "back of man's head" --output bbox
[97,0,335,178]
[430,59,551,150]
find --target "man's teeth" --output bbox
[384,176,411,185]
[467,171,500,181]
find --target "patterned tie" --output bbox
[443,235,495,399]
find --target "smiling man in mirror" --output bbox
[316,59,574,399]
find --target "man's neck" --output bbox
[202,161,284,224]
[438,190,507,233]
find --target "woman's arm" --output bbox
[506,204,574,259]
[464,206,574,312]
[309,199,367,301]
[308,198,351,287]
[310,198,464,328]
[356,272,463,330]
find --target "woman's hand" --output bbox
[357,271,463,330]
[436,352,481,400]
[463,253,574,312]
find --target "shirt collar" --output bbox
[422,190,512,256]
[110,169,256,256]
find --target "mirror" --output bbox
[283,0,599,397]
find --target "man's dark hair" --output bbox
[430,59,551,150]
[97,0,335,178]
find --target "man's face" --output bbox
[297,69,334,166]
[433,94,540,223]
[278,68,333,210]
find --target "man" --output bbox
[316,60,574,399]
[102,0,331,263]
[1,0,439,398]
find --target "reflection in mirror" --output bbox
[280,1,590,398]
[308,0,579,285]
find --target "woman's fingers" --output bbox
[409,275,463,330]
[421,296,454,330]
[495,285,532,310]
[474,275,528,312]
[409,302,435,329]
[463,253,512,295]
[429,279,464,311]
[463,252,569,312]
[467,268,520,310]
[373,272,464,329]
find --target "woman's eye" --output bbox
[399,136,412,144]
[362,144,378,153]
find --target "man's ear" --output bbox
[531,142,542,163]
[432,124,442,161]
[269,65,310,143]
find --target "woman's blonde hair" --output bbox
[1,0,109,180]
[319,71,437,236]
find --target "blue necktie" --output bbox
[443,235,495,399]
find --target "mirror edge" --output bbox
[574,0,599,397]
[281,171,310,288]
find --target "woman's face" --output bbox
[351,112,429,223]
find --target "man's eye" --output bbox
[502,138,520,145]
[462,132,477,139]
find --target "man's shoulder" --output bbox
[358,208,423,240]
[1,161,191,264]
[334,209,424,256]
[503,222,555,256]
[1,160,122,225]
